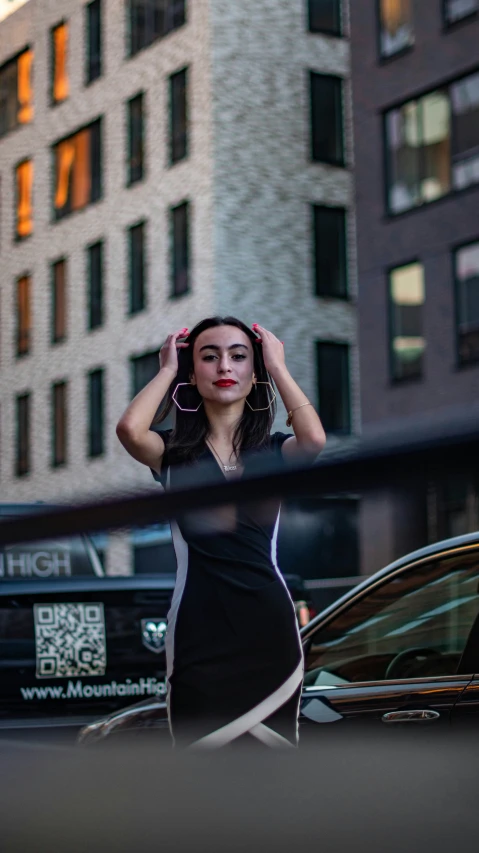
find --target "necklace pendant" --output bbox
[224,465,237,472]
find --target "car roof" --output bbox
[301,529,479,636]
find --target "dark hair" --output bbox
[153,316,276,463]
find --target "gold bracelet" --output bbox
[286,402,312,427]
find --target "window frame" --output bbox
[15,392,31,477]
[85,0,102,85]
[52,117,102,221]
[130,349,161,399]
[443,0,479,28]
[51,380,68,468]
[87,367,105,458]
[50,20,69,106]
[127,0,187,58]
[0,47,34,139]
[307,0,343,37]
[15,272,32,358]
[453,237,479,368]
[315,340,351,435]
[387,259,425,384]
[128,220,147,315]
[309,71,345,168]
[169,66,188,165]
[376,0,414,62]
[312,204,349,299]
[87,240,104,331]
[14,157,33,241]
[126,91,145,185]
[51,257,67,345]
[383,65,479,217]
[170,200,190,298]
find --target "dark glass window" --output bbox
[16,274,31,356]
[15,158,33,239]
[310,72,344,166]
[88,241,104,329]
[455,241,479,366]
[0,49,33,138]
[313,205,347,297]
[308,0,342,36]
[16,393,30,476]
[316,342,351,434]
[88,368,104,457]
[389,262,425,381]
[378,0,414,58]
[86,0,102,83]
[127,93,145,184]
[131,350,160,397]
[52,381,68,467]
[444,0,478,25]
[171,201,190,297]
[170,67,187,164]
[128,222,146,314]
[51,22,69,104]
[385,71,479,214]
[129,0,186,56]
[51,259,67,344]
[53,119,102,220]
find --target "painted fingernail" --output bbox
[281,341,284,345]
[252,323,259,328]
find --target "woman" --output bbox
[117,317,326,748]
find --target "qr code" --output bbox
[33,602,107,679]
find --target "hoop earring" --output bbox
[172,383,203,412]
[245,382,276,412]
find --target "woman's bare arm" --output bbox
[116,329,188,474]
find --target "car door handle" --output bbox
[382,710,440,723]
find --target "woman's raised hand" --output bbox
[252,324,286,376]
[159,328,189,375]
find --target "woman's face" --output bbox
[191,325,255,404]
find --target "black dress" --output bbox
[151,431,304,749]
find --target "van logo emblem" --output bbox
[141,618,167,654]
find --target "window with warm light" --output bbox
[51,22,69,103]
[15,159,33,239]
[385,70,479,214]
[455,241,479,366]
[378,0,414,58]
[0,48,33,137]
[389,262,425,381]
[16,274,31,356]
[53,120,102,219]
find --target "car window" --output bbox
[304,551,479,686]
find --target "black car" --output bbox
[78,530,479,744]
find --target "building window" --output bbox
[131,349,161,397]
[16,274,31,356]
[170,67,187,164]
[378,0,414,58]
[389,262,425,381]
[15,158,33,239]
[455,241,479,366]
[16,393,31,476]
[51,259,67,344]
[444,0,478,25]
[51,22,69,104]
[88,368,104,457]
[308,0,342,36]
[310,72,344,167]
[386,71,479,214]
[316,342,351,434]
[171,201,190,297]
[0,48,33,138]
[129,0,186,56]
[128,222,146,313]
[53,119,102,220]
[88,241,104,329]
[127,93,145,184]
[313,205,347,298]
[86,0,102,83]
[52,381,68,467]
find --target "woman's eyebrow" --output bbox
[199,343,249,352]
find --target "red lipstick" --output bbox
[214,380,237,387]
